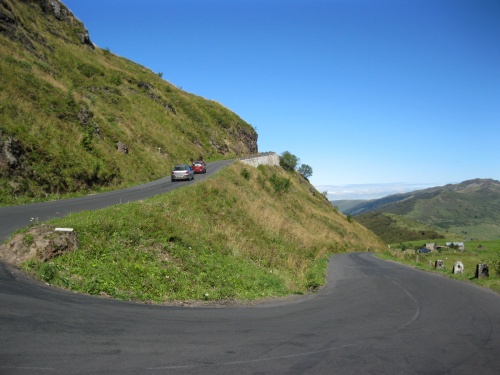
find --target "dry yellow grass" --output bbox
[182,162,386,282]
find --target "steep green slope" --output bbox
[354,212,446,244]
[346,179,500,241]
[2,163,386,303]
[0,0,257,205]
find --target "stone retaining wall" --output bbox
[239,152,280,167]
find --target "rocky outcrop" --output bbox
[239,126,258,154]
[0,0,93,48]
[116,141,129,154]
[0,132,24,174]
[38,0,69,20]
[37,0,93,47]
[0,0,15,34]
[226,123,258,155]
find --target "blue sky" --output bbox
[63,0,499,199]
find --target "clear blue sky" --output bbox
[63,0,499,195]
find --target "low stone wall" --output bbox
[239,152,280,167]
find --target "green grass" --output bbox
[18,163,386,303]
[378,239,500,293]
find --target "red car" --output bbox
[191,161,206,174]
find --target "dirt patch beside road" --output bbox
[0,224,78,265]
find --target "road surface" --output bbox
[1,253,500,374]
[1,160,500,374]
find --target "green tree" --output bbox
[280,151,299,172]
[297,164,313,179]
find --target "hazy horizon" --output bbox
[315,182,445,201]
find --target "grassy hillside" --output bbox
[6,163,386,303]
[354,212,447,244]
[0,0,257,205]
[346,179,500,241]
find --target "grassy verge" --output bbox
[18,163,385,303]
[377,239,500,293]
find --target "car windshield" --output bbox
[174,166,187,171]
[194,163,202,166]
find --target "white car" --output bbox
[171,164,194,181]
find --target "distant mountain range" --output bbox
[317,182,438,201]
[332,178,500,241]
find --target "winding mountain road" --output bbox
[0,159,233,244]
[1,161,500,374]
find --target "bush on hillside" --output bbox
[280,151,299,172]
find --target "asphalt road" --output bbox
[0,159,233,244]
[1,253,500,374]
[2,161,500,374]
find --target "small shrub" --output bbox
[77,63,104,78]
[270,174,291,195]
[81,126,94,151]
[297,164,313,179]
[241,168,251,180]
[110,74,122,85]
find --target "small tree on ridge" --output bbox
[280,151,299,172]
[297,164,313,179]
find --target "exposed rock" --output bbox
[31,0,94,48]
[0,0,16,35]
[237,126,258,154]
[116,141,129,154]
[0,224,78,265]
[38,0,93,46]
[0,133,23,172]
[164,102,176,113]
[77,29,92,46]
[39,0,66,20]
[210,139,230,155]
[137,81,153,91]
[148,92,161,101]
[77,106,94,126]
[0,0,39,54]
